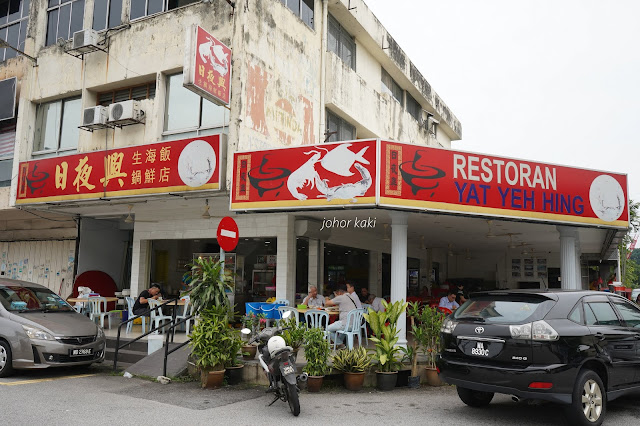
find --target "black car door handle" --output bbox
[595,332,606,341]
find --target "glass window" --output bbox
[33,96,81,154]
[381,67,404,106]
[0,119,16,187]
[613,300,640,328]
[92,0,122,31]
[568,303,584,324]
[406,93,421,121]
[585,302,621,326]
[0,284,74,312]
[453,296,554,324]
[46,0,84,46]
[129,0,197,21]
[0,0,29,62]
[163,73,229,138]
[327,14,355,70]
[280,0,314,29]
[325,109,355,143]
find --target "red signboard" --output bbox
[217,216,239,252]
[183,25,232,106]
[230,140,378,210]
[16,135,222,204]
[379,141,628,227]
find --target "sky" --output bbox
[365,0,640,205]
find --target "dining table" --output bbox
[67,296,119,303]
[296,307,340,316]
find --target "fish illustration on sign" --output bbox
[316,163,372,202]
[320,144,369,176]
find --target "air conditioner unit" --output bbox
[108,100,144,125]
[82,106,108,129]
[72,29,99,53]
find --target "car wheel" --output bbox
[456,386,494,407]
[564,369,606,426]
[0,340,15,378]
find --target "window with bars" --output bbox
[0,0,29,62]
[325,109,355,143]
[92,0,122,31]
[381,67,404,107]
[279,0,314,29]
[33,96,81,155]
[328,14,355,70]
[406,93,421,122]
[97,83,156,106]
[129,0,198,21]
[46,0,84,46]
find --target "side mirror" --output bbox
[240,328,251,335]
[282,310,292,320]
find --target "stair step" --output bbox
[106,337,148,353]
[105,347,148,364]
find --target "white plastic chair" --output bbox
[175,297,194,334]
[278,306,299,325]
[334,309,365,350]
[356,308,368,346]
[148,299,173,334]
[273,299,290,306]
[304,310,330,340]
[125,296,146,334]
[88,297,111,329]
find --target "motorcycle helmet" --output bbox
[267,336,287,357]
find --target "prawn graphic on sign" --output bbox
[286,143,372,202]
[199,36,229,77]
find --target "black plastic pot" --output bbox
[376,371,398,391]
[225,365,244,385]
[407,375,420,389]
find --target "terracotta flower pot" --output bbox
[202,369,226,389]
[242,345,257,360]
[225,364,244,385]
[425,366,443,387]
[306,375,324,392]
[343,372,366,391]
[376,371,398,391]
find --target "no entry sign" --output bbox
[217,216,239,252]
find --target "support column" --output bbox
[130,238,151,297]
[318,240,324,294]
[557,226,580,290]
[308,238,320,290]
[368,250,381,296]
[276,215,297,304]
[390,211,408,347]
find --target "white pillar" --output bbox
[276,215,296,304]
[390,211,408,347]
[308,238,319,289]
[130,238,151,296]
[557,226,580,290]
[318,240,324,294]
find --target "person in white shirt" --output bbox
[346,282,363,309]
[302,285,325,308]
[366,294,385,312]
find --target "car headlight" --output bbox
[97,326,105,338]
[440,317,458,334]
[22,325,56,341]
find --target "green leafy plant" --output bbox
[226,329,244,368]
[183,257,233,314]
[331,346,372,373]
[302,327,331,376]
[415,306,447,368]
[364,299,408,372]
[189,305,233,372]
[407,301,423,376]
[281,317,306,351]
[241,312,266,341]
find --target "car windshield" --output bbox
[453,295,554,324]
[0,285,74,312]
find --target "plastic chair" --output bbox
[148,299,173,334]
[355,308,368,346]
[88,297,111,329]
[175,297,194,334]
[273,299,290,306]
[438,307,453,315]
[125,296,146,334]
[334,309,365,350]
[304,310,329,340]
[277,306,300,325]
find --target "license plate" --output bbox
[70,348,93,357]
[459,340,502,358]
[283,365,295,375]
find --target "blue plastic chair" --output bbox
[334,309,365,350]
[304,310,329,339]
[278,306,299,325]
[125,296,146,334]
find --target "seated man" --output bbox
[359,287,370,303]
[366,294,385,312]
[132,283,162,316]
[324,285,359,348]
[346,282,363,309]
[302,285,325,308]
[439,290,460,312]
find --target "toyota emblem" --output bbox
[475,326,485,334]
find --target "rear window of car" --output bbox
[585,302,620,326]
[453,295,554,324]
[0,285,73,312]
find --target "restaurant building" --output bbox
[1,0,628,343]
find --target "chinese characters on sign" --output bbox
[183,25,232,106]
[16,135,222,204]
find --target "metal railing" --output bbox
[113,295,194,377]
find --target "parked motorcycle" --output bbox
[242,311,307,416]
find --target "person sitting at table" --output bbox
[324,285,359,349]
[302,285,325,308]
[359,287,370,303]
[132,283,162,316]
[439,290,460,312]
[346,282,363,309]
[366,294,385,312]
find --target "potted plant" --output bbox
[331,346,372,391]
[364,299,408,391]
[224,330,245,385]
[183,257,233,314]
[240,312,265,360]
[281,317,306,361]
[419,306,447,386]
[189,305,232,388]
[302,326,330,392]
[406,301,423,388]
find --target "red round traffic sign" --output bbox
[217,216,239,252]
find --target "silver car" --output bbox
[0,279,106,377]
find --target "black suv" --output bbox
[437,290,640,426]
